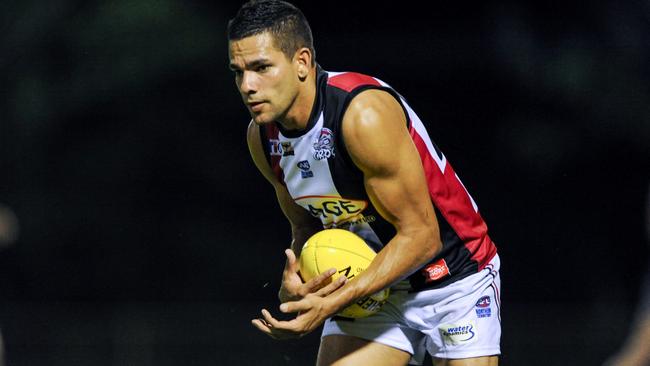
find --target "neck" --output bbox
[277,68,317,131]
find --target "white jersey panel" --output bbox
[278,112,340,199]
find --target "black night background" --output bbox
[0,1,648,365]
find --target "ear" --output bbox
[294,47,312,80]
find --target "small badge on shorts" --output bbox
[439,321,477,345]
[475,296,492,318]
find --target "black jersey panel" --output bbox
[408,209,479,291]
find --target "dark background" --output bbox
[1,1,649,365]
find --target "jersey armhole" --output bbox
[257,124,286,186]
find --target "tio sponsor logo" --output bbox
[269,140,295,157]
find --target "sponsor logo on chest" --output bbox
[268,140,296,157]
[280,141,294,156]
[297,160,314,179]
[295,196,370,228]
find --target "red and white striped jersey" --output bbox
[259,66,497,290]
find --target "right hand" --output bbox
[278,248,337,303]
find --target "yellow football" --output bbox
[299,229,390,318]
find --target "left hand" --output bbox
[252,275,347,339]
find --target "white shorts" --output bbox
[322,254,501,365]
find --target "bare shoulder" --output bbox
[341,89,410,174]
[245,120,278,185]
[246,119,261,145]
[342,89,405,134]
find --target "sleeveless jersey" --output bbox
[260,66,497,291]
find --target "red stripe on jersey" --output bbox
[327,72,381,92]
[264,124,285,184]
[409,126,497,270]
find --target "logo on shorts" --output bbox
[475,296,492,318]
[421,258,450,283]
[439,321,477,345]
[297,160,314,179]
[313,128,335,160]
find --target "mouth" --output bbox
[247,101,266,112]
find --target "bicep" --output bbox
[342,90,436,232]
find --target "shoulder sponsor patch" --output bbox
[439,321,477,345]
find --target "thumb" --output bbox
[285,248,299,272]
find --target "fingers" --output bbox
[279,299,306,314]
[282,249,301,287]
[252,309,284,338]
[261,309,278,325]
[251,318,275,338]
[303,267,336,293]
[261,308,298,330]
[313,274,347,297]
[284,248,298,272]
[251,311,278,339]
[251,309,302,340]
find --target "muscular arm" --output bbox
[246,121,322,254]
[252,90,444,338]
[324,89,442,306]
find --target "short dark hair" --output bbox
[227,0,315,64]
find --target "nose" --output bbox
[239,71,257,95]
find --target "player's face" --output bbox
[229,32,300,125]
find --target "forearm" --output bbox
[329,227,440,311]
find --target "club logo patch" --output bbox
[297,160,314,179]
[475,296,492,318]
[313,128,335,160]
[439,321,477,345]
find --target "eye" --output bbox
[256,64,269,72]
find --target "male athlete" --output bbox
[228,1,501,365]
